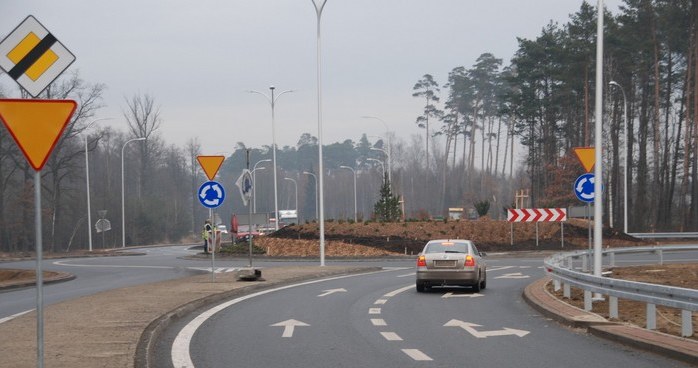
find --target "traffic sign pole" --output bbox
[209,207,215,282]
[34,171,44,368]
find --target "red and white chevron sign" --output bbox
[507,208,567,222]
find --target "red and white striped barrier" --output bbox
[507,208,567,222]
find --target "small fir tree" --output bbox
[373,174,402,222]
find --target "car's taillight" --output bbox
[464,255,476,267]
[417,255,427,267]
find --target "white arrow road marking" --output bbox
[271,319,310,338]
[487,265,516,272]
[317,288,347,297]
[396,272,415,278]
[444,319,529,338]
[495,272,530,279]
[442,292,484,299]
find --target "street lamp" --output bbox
[339,166,357,222]
[362,115,391,183]
[370,147,391,185]
[121,137,145,248]
[609,80,628,234]
[367,158,385,183]
[311,0,328,266]
[284,178,298,216]
[252,158,271,213]
[83,117,112,251]
[303,171,318,221]
[247,86,294,231]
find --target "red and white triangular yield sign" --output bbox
[507,208,567,222]
[0,99,77,171]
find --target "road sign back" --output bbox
[0,16,76,97]
[197,155,225,180]
[573,147,595,173]
[0,99,77,171]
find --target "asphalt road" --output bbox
[154,255,693,368]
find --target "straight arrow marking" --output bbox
[271,319,309,338]
[444,319,529,338]
[317,288,347,297]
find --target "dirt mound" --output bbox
[266,219,645,256]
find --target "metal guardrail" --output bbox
[628,232,698,239]
[544,245,698,337]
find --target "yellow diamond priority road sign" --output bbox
[0,16,76,97]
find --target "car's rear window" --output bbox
[424,241,470,254]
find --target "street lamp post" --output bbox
[362,115,391,183]
[339,166,357,222]
[370,147,391,185]
[247,86,294,231]
[82,117,112,252]
[303,171,318,221]
[609,80,628,234]
[252,158,271,213]
[311,0,328,266]
[121,137,145,248]
[284,178,298,216]
[367,158,385,183]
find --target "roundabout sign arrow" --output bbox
[198,181,225,208]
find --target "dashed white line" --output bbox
[374,299,387,305]
[380,332,403,341]
[369,308,381,315]
[371,319,387,326]
[402,349,433,361]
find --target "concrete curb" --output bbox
[523,277,698,365]
[134,266,381,368]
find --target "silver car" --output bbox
[415,239,487,292]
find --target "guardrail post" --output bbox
[584,290,592,311]
[609,296,618,319]
[646,304,656,330]
[582,255,588,272]
[553,279,561,291]
[563,283,571,299]
[658,249,664,265]
[682,310,693,337]
[609,252,615,267]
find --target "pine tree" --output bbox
[373,174,402,222]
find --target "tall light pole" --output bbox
[121,137,145,248]
[303,171,318,221]
[370,147,391,185]
[609,80,628,234]
[339,166,357,222]
[367,158,385,183]
[362,115,391,183]
[311,0,328,266]
[252,158,271,213]
[284,177,298,216]
[247,86,294,231]
[593,0,605,296]
[83,117,112,252]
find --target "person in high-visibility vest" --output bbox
[202,219,212,254]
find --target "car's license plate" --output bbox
[434,260,457,268]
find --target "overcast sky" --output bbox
[1,1,623,155]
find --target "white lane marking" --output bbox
[442,292,483,299]
[444,319,530,338]
[0,309,33,325]
[171,269,393,368]
[270,319,310,338]
[317,288,347,297]
[494,272,530,279]
[487,266,516,272]
[53,260,173,269]
[188,267,237,273]
[397,272,415,278]
[380,332,403,341]
[383,284,413,298]
[374,299,387,305]
[371,319,387,326]
[369,308,381,315]
[402,349,433,361]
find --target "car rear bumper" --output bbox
[416,270,478,285]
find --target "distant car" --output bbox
[217,224,228,234]
[415,239,487,292]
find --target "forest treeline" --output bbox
[0,1,696,252]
